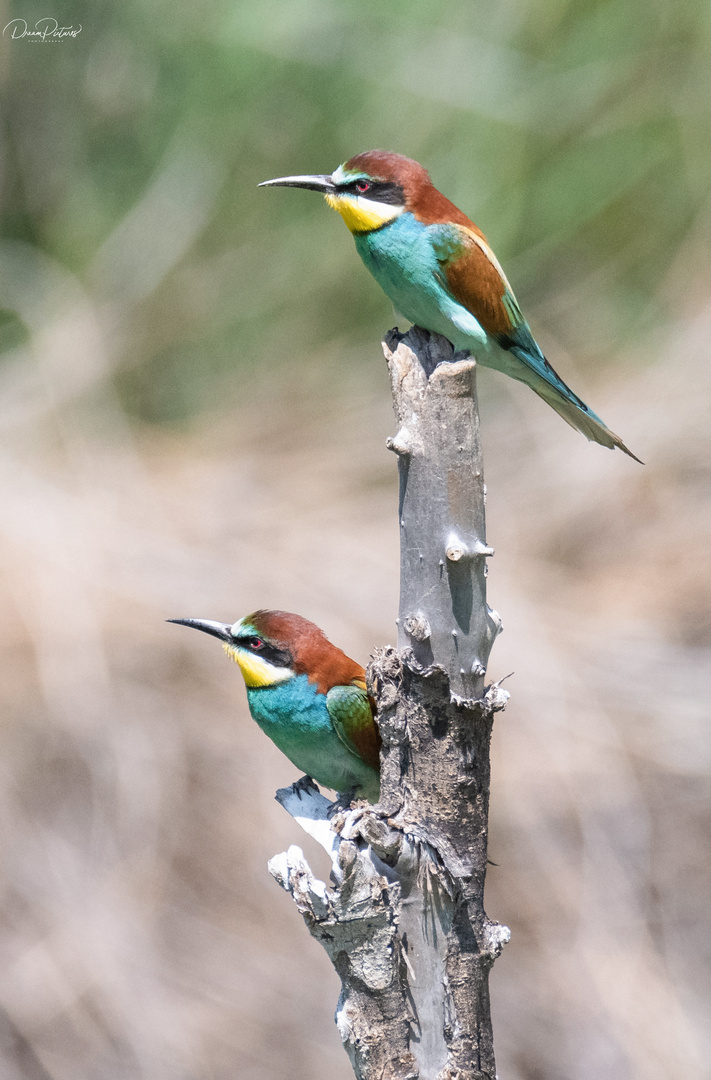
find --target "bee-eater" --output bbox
[260,150,639,460]
[169,610,380,801]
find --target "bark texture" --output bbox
[385,327,500,699]
[269,328,509,1080]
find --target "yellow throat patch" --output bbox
[223,644,293,688]
[325,192,402,234]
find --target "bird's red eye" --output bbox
[356,180,371,193]
[251,637,264,650]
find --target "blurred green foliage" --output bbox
[2,0,710,421]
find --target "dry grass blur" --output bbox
[2,0,711,1076]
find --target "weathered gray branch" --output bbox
[385,327,500,699]
[269,328,509,1080]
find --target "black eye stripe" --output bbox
[340,179,405,206]
[237,635,262,650]
[235,637,292,668]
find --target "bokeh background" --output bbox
[1,0,710,1076]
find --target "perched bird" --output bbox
[169,610,380,801]
[260,150,639,460]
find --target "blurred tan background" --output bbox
[1,0,710,1077]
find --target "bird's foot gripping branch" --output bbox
[269,328,510,1080]
[270,647,510,1080]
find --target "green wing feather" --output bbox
[326,682,381,772]
[432,223,641,460]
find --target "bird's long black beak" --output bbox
[258,173,336,193]
[167,618,234,642]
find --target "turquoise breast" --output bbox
[246,675,379,800]
[354,213,488,351]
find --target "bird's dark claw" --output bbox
[327,787,358,818]
[291,775,320,800]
